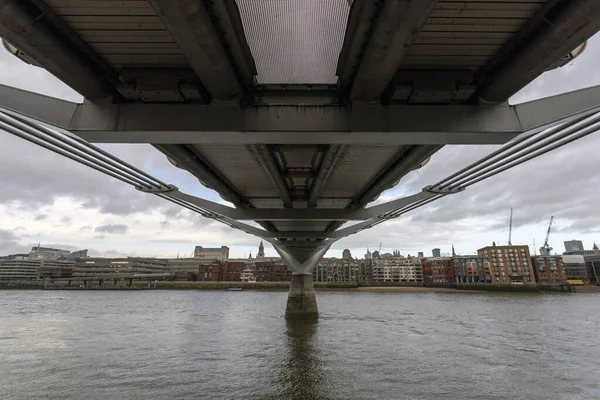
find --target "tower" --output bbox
[257,240,265,258]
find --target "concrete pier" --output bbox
[286,274,318,319]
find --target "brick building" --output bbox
[255,260,291,282]
[531,256,568,284]
[222,260,246,281]
[197,262,222,281]
[477,245,535,284]
[453,256,491,283]
[422,258,454,283]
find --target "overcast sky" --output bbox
[1,34,599,259]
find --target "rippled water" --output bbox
[1,290,599,400]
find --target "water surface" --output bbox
[1,290,598,399]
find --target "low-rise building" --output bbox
[422,258,454,284]
[477,245,535,284]
[453,256,491,284]
[562,255,588,282]
[531,256,567,284]
[197,262,222,281]
[585,254,600,283]
[313,258,369,283]
[0,259,43,281]
[72,257,168,279]
[369,256,422,283]
[222,260,246,281]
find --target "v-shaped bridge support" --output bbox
[274,245,331,318]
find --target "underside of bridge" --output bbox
[1,0,599,317]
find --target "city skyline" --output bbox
[1,35,600,260]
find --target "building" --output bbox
[369,256,422,283]
[72,257,169,279]
[313,258,366,282]
[257,241,265,259]
[432,248,441,258]
[0,259,43,281]
[193,246,229,261]
[165,258,204,273]
[27,245,87,261]
[564,240,584,252]
[197,262,222,281]
[561,255,588,281]
[477,245,536,284]
[222,260,246,281]
[585,254,600,283]
[342,249,352,260]
[254,260,291,282]
[453,256,491,284]
[531,256,567,285]
[417,252,424,258]
[422,258,454,283]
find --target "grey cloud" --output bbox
[60,216,72,225]
[93,235,106,240]
[34,214,48,221]
[95,224,128,234]
[79,226,92,231]
[0,229,29,255]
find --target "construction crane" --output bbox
[540,216,554,257]
[508,208,513,246]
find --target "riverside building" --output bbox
[477,245,535,284]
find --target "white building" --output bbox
[372,256,422,282]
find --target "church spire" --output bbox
[258,240,265,258]
[452,245,456,257]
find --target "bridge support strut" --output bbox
[275,244,330,319]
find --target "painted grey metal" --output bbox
[274,245,331,274]
[448,113,600,189]
[0,1,113,100]
[435,112,597,189]
[354,145,441,206]
[460,120,600,188]
[348,0,439,103]
[153,144,247,206]
[307,144,347,207]
[477,0,600,103]
[3,84,600,145]
[147,0,247,101]
[246,144,293,207]
[5,112,165,189]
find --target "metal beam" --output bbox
[336,0,382,88]
[2,84,600,144]
[153,144,247,205]
[166,190,377,221]
[0,0,114,100]
[0,84,77,128]
[246,144,293,208]
[477,0,600,103]
[354,145,441,206]
[348,0,439,103]
[147,0,245,101]
[308,145,347,207]
[67,102,522,145]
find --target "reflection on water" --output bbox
[1,290,600,400]
[280,319,323,400]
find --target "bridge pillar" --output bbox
[275,245,330,319]
[286,274,318,319]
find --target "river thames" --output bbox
[1,290,598,399]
